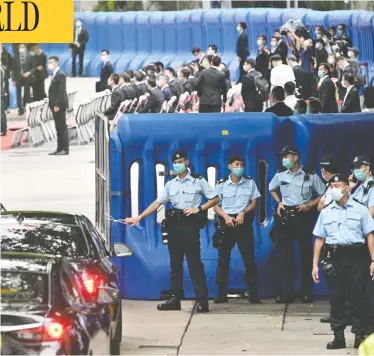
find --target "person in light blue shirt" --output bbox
[269,145,325,304]
[312,174,374,351]
[213,154,261,304]
[125,150,219,314]
[350,156,374,217]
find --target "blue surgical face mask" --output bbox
[282,158,294,170]
[337,30,343,36]
[318,70,325,78]
[353,168,367,182]
[173,163,186,174]
[232,167,244,177]
[316,32,321,39]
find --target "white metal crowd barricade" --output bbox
[66,91,78,120]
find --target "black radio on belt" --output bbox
[161,219,168,245]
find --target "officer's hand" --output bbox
[370,262,374,280]
[124,216,141,227]
[312,265,320,284]
[277,202,285,217]
[348,175,358,191]
[235,212,245,225]
[224,215,236,227]
[184,207,199,216]
[297,203,311,212]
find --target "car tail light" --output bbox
[81,269,105,297]
[11,319,66,342]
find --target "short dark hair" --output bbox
[284,81,296,96]
[222,67,230,80]
[110,74,120,85]
[48,56,59,62]
[76,18,83,22]
[208,44,217,53]
[192,47,201,54]
[316,38,325,46]
[211,55,221,67]
[244,58,256,68]
[180,68,191,79]
[271,86,285,101]
[134,71,144,82]
[154,61,164,73]
[274,29,280,34]
[125,69,134,78]
[343,72,355,85]
[122,73,131,83]
[101,49,109,55]
[270,54,282,62]
[147,78,157,88]
[319,63,331,75]
[258,34,267,42]
[239,22,247,30]
[337,56,346,62]
[337,24,346,30]
[295,99,307,114]
[165,67,176,77]
[308,97,321,114]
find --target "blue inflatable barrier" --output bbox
[109,112,374,300]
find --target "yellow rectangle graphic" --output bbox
[0,0,74,43]
[222,130,229,135]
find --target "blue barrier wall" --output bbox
[33,9,374,81]
[109,112,374,300]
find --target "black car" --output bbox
[0,211,133,355]
[0,252,121,355]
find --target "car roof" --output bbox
[0,211,82,226]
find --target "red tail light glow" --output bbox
[81,269,105,297]
[11,319,66,342]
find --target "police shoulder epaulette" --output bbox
[353,197,365,206]
[323,201,333,208]
[217,176,229,184]
[166,175,177,182]
[190,173,204,179]
[303,166,315,176]
[364,180,374,195]
[243,175,253,180]
[277,166,287,173]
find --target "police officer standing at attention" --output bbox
[213,155,261,304]
[312,174,374,350]
[269,145,325,303]
[318,154,340,212]
[124,150,220,313]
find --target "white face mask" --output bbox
[257,39,263,46]
[331,187,346,202]
[347,51,353,58]
[156,79,161,87]
[76,22,82,28]
[316,43,322,50]
[270,41,277,48]
[101,55,107,62]
[19,48,26,54]
[327,57,335,65]
[47,63,54,71]
[207,49,214,56]
[237,26,241,32]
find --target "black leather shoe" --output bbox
[55,150,69,156]
[157,298,181,311]
[301,295,313,303]
[196,299,209,313]
[49,150,58,155]
[214,295,228,304]
[248,296,261,304]
[275,296,294,304]
[354,335,366,349]
[327,330,346,350]
[320,316,331,323]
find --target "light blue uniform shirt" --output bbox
[351,176,374,208]
[215,175,261,214]
[269,166,325,206]
[313,197,374,245]
[157,172,217,209]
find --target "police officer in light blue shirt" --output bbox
[269,145,325,304]
[125,150,220,313]
[213,154,261,304]
[312,174,374,350]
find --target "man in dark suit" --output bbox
[315,39,328,71]
[287,55,303,94]
[317,63,338,113]
[341,73,361,113]
[335,56,354,100]
[1,44,12,111]
[165,67,182,99]
[139,78,164,113]
[11,44,34,115]
[70,18,89,77]
[104,74,124,120]
[236,22,249,83]
[179,68,194,94]
[159,74,171,101]
[255,35,270,82]
[47,56,69,155]
[119,73,135,101]
[195,55,227,113]
[31,44,48,101]
[273,30,288,64]
[97,49,113,92]
[134,71,147,98]
[265,86,293,116]
[241,59,264,112]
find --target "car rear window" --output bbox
[1,222,89,258]
[1,272,48,305]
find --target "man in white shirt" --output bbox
[270,54,295,90]
[284,81,298,111]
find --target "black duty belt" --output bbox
[326,243,366,250]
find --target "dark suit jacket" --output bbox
[265,101,293,116]
[162,87,171,101]
[293,65,303,89]
[181,79,194,94]
[135,83,147,98]
[168,78,182,98]
[104,86,124,120]
[255,50,270,81]
[316,48,328,69]
[33,52,48,81]
[99,61,113,92]
[121,84,136,101]
[341,86,361,113]
[195,67,227,105]
[337,64,354,100]
[48,69,68,111]
[237,31,249,59]
[277,41,288,64]
[139,87,164,113]
[11,54,34,84]
[69,27,89,51]
[319,77,338,113]
[241,71,262,110]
